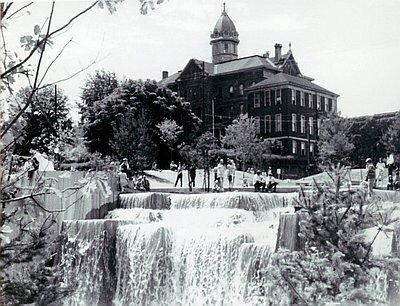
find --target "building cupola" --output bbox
[210,3,239,64]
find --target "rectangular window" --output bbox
[265,115,271,133]
[328,98,332,112]
[292,114,297,132]
[321,96,325,111]
[276,89,281,104]
[254,92,261,108]
[292,140,297,154]
[265,90,270,106]
[301,92,305,107]
[309,93,313,108]
[317,95,321,110]
[300,115,305,133]
[301,142,306,156]
[310,143,314,155]
[291,89,296,105]
[275,113,282,132]
[309,117,313,135]
[296,90,300,105]
[324,97,329,112]
[255,116,261,134]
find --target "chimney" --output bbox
[274,43,282,62]
[162,71,169,79]
[262,51,270,58]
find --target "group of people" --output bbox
[252,167,279,193]
[170,161,197,188]
[212,159,237,191]
[364,153,400,195]
[118,158,150,192]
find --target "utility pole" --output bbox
[201,61,205,132]
[212,99,215,137]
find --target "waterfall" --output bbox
[119,192,171,209]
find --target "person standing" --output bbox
[119,158,131,178]
[365,158,376,196]
[226,159,236,191]
[174,162,183,187]
[216,159,226,191]
[375,158,386,187]
[189,164,196,188]
[387,153,395,176]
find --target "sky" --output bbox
[4,0,400,120]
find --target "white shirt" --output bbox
[227,163,236,175]
[376,162,385,171]
[253,174,264,185]
[216,163,226,178]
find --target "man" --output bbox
[174,162,183,187]
[215,159,226,191]
[253,170,266,192]
[119,158,131,177]
[170,160,178,171]
[226,159,236,191]
[189,165,196,188]
[387,153,395,176]
[266,173,278,193]
[365,158,376,196]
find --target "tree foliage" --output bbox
[6,86,73,157]
[258,165,400,305]
[318,114,355,167]
[221,116,271,170]
[80,77,201,166]
[382,111,400,158]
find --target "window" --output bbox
[255,116,261,134]
[229,85,234,97]
[301,92,305,107]
[240,104,244,114]
[301,142,306,156]
[328,98,333,112]
[233,44,237,54]
[325,97,330,112]
[292,114,297,132]
[265,115,271,133]
[229,106,234,118]
[275,113,282,132]
[310,143,315,155]
[265,90,270,106]
[224,43,228,53]
[292,140,297,154]
[254,92,261,108]
[300,115,305,133]
[317,119,321,136]
[239,84,244,96]
[296,90,300,105]
[309,117,313,135]
[276,89,281,104]
[309,93,313,108]
[317,95,321,110]
[291,89,296,104]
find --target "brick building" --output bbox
[159,5,339,177]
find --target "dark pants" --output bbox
[190,175,196,187]
[175,173,183,187]
[267,182,278,192]
[254,181,266,192]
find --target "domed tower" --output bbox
[210,3,239,64]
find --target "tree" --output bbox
[111,110,158,171]
[318,114,355,167]
[80,78,201,164]
[259,165,400,305]
[157,119,183,162]
[221,116,271,171]
[382,111,400,159]
[180,132,220,191]
[6,86,73,157]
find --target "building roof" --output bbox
[158,71,181,86]
[247,73,339,96]
[211,6,238,37]
[214,55,278,75]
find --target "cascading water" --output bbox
[60,192,296,305]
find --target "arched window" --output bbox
[224,43,228,53]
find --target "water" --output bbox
[61,192,294,305]
[60,191,397,305]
